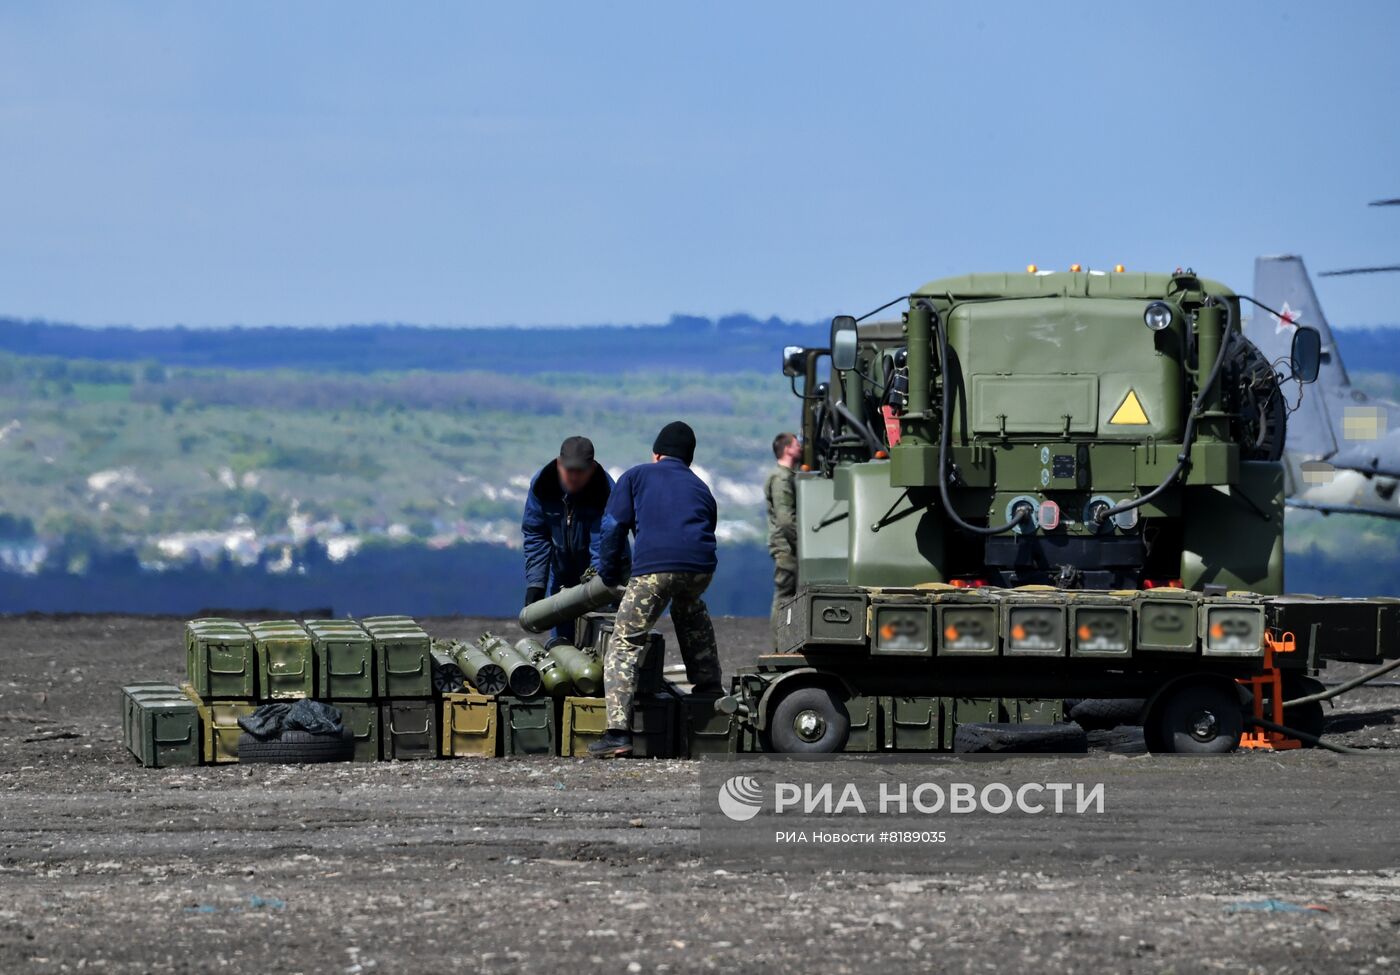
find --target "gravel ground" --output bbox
[3,614,1400,974]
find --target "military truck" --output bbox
[715,267,1400,754]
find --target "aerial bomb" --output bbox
[546,643,603,696]
[517,576,623,634]
[480,634,543,698]
[453,644,508,696]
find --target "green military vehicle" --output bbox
[714,266,1400,754]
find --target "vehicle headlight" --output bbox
[1143,301,1174,331]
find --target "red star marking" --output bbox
[1273,301,1299,334]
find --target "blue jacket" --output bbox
[522,461,617,593]
[598,458,718,584]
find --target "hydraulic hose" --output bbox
[1245,715,1368,756]
[1094,295,1237,526]
[929,301,1028,536]
[833,400,884,456]
[1283,657,1400,707]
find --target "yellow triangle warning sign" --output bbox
[1110,389,1149,425]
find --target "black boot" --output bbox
[587,728,633,759]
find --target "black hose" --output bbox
[930,302,1028,536]
[1283,657,1400,707]
[1094,295,1237,526]
[1245,715,1368,755]
[833,401,884,456]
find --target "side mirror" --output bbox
[1291,326,1321,383]
[782,346,806,378]
[829,315,858,371]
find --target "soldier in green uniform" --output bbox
[765,432,801,647]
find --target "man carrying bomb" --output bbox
[765,431,801,647]
[521,436,617,642]
[589,421,724,758]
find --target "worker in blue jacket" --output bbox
[521,436,619,641]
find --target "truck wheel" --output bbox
[238,728,354,764]
[1150,683,1243,754]
[767,687,850,753]
[1068,698,1145,732]
[1282,675,1326,743]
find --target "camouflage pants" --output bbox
[605,571,722,729]
[770,558,797,650]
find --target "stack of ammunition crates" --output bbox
[123,613,729,767]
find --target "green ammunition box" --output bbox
[936,592,1000,657]
[307,620,374,699]
[440,692,498,758]
[123,685,200,768]
[363,620,433,698]
[999,591,1067,657]
[560,695,678,758]
[1010,699,1064,724]
[249,621,314,700]
[574,611,611,653]
[361,615,415,626]
[881,696,942,751]
[121,681,172,746]
[949,697,1001,743]
[777,587,868,651]
[1266,596,1400,665]
[379,700,437,761]
[842,695,878,752]
[870,597,935,658]
[585,618,666,694]
[184,619,257,699]
[1135,588,1200,654]
[1201,594,1266,658]
[499,695,557,756]
[1068,594,1134,659]
[331,701,380,762]
[680,695,737,757]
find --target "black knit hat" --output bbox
[652,421,696,465]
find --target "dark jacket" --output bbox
[598,457,718,584]
[522,461,617,593]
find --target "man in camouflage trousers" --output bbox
[765,431,801,648]
[591,421,723,758]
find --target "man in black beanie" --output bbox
[591,421,723,757]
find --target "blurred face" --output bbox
[557,460,595,494]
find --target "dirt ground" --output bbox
[3,614,1400,974]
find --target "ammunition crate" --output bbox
[560,694,678,758]
[998,591,1067,657]
[499,695,557,756]
[180,684,255,764]
[1135,588,1200,654]
[440,692,498,758]
[121,681,173,745]
[1067,593,1133,659]
[331,701,380,762]
[680,694,737,757]
[935,591,1000,657]
[1009,698,1064,724]
[307,620,374,699]
[184,619,257,699]
[249,621,314,700]
[869,596,935,658]
[843,695,878,752]
[363,619,433,699]
[584,617,666,694]
[881,696,942,751]
[1266,595,1400,665]
[122,684,200,768]
[1201,593,1266,658]
[379,700,437,761]
[575,612,611,653]
[950,697,1001,739]
[777,587,868,651]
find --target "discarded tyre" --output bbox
[953,722,1088,754]
[237,728,354,764]
[1068,698,1145,732]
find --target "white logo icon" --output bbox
[717,775,764,822]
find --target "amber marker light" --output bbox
[1077,625,1093,641]
[1026,264,1038,273]
[1114,264,1125,272]
[1011,625,1027,641]
[1070,263,1082,272]
[943,626,960,641]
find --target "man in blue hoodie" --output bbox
[521,436,616,641]
[590,421,723,758]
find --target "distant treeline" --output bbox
[0,314,828,375]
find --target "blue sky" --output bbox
[2,2,1398,328]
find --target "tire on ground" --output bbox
[953,722,1088,754]
[238,727,355,764]
[1150,682,1243,754]
[766,686,850,753]
[1068,698,1145,732]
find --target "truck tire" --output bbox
[1068,698,1145,732]
[1150,683,1243,754]
[953,722,1088,754]
[767,686,850,753]
[238,728,354,764]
